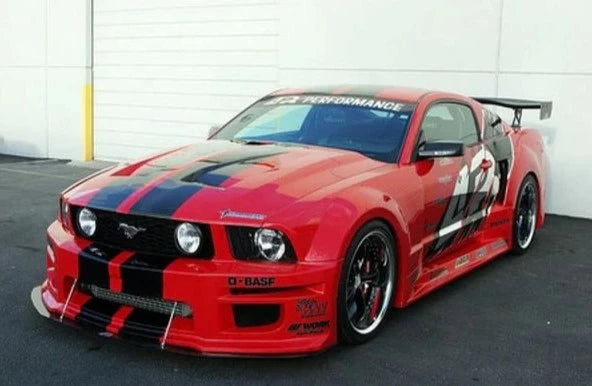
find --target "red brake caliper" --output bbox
[369,287,382,321]
[369,243,385,321]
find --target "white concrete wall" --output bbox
[0,0,89,160]
[92,0,278,161]
[1,0,591,218]
[497,1,592,219]
[276,0,592,219]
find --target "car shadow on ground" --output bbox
[3,156,590,384]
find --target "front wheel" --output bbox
[511,175,538,254]
[337,221,396,344]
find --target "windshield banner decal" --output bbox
[263,95,414,112]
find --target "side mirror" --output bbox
[208,125,221,138]
[417,141,464,159]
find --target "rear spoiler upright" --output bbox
[472,97,552,127]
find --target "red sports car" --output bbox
[33,86,551,356]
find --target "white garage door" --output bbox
[93,0,279,161]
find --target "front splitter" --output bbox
[30,285,329,359]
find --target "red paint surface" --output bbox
[41,87,547,355]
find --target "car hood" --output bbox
[65,140,385,223]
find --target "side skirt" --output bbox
[405,237,511,305]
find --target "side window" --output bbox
[420,103,479,146]
[483,108,503,140]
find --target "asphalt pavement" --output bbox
[0,154,590,385]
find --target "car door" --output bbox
[481,108,514,203]
[415,101,487,262]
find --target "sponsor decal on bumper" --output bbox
[36,221,340,356]
[287,320,330,336]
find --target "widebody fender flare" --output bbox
[505,130,546,227]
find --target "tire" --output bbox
[511,175,538,255]
[337,220,396,344]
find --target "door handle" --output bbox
[481,159,493,170]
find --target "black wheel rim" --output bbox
[517,182,537,249]
[345,230,394,335]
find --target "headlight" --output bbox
[77,208,97,237]
[175,222,202,254]
[254,228,286,262]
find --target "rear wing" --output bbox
[472,97,552,127]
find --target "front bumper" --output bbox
[38,221,340,356]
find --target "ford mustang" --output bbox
[32,85,551,356]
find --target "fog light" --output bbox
[77,208,96,237]
[254,228,286,262]
[175,222,202,254]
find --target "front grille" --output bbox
[226,226,260,260]
[71,206,214,258]
[80,283,192,317]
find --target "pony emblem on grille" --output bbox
[118,223,146,239]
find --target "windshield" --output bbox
[212,94,415,163]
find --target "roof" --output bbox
[269,85,431,103]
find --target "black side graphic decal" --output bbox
[428,144,501,258]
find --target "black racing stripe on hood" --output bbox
[128,145,286,216]
[140,142,236,171]
[119,254,176,298]
[182,145,287,185]
[87,183,144,211]
[182,151,284,186]
[85,142,240,211]
[189,162,246,186]
[75,297,121,332]
[78,244,121,289]
[127,179,202,217]
[118,308,170,343]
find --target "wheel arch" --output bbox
[333,198,412,309]
[522,171,544,228]
[507,162,546,229]
[506,131,546,228]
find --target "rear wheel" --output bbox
[337,221,396,344]
[512,175,538,254]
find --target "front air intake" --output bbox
[232,304,280,327]
[80,283,192,317]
